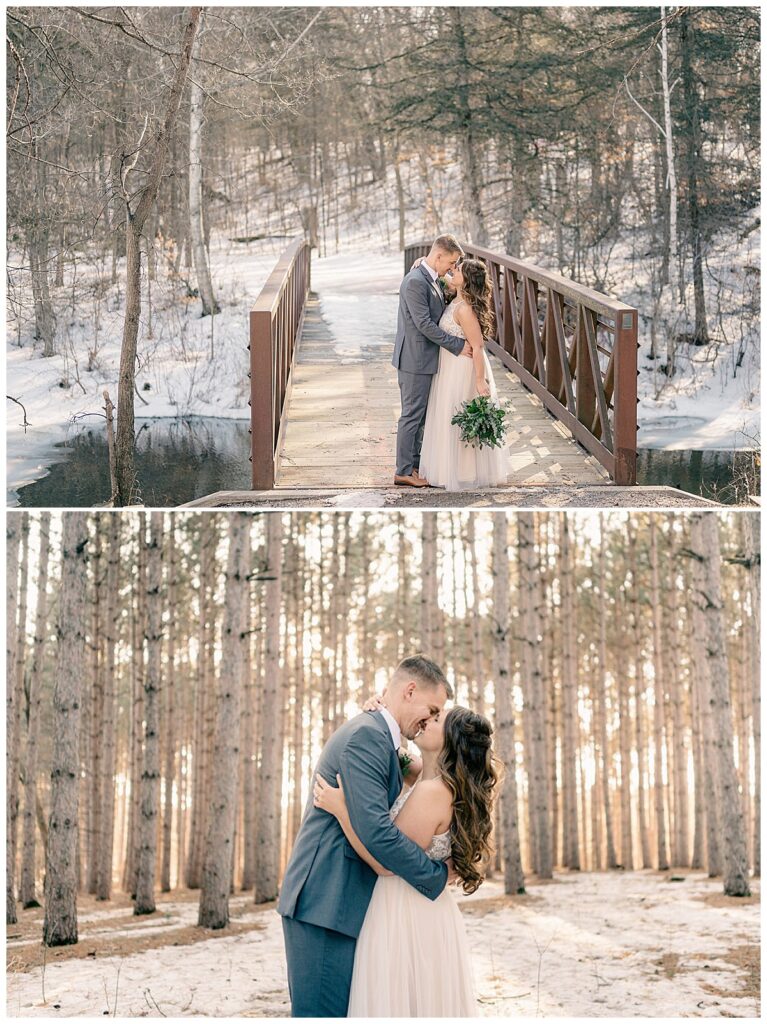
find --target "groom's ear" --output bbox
[401,680,416,701]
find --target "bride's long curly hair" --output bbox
[458,257,495,342]
[437,706,503,894]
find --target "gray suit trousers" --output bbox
[396,370,433,477]
[282,916,357,1017]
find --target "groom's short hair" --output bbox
[393,655,454,700]
[433,234,464,256]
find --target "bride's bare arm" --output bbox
[313,774,392,875]
[455,303,490,397]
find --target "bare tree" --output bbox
[114,8,202,504]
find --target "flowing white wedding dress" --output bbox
[347,785,478,1017]
[419,299,510,490]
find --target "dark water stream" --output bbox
[12,417,758,507]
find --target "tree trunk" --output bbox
[134,512,164,914]
[161,521,177,893]
[97,515,120,900]
[200,514,249,927]
[679,9,709,345]
[491,517,525,894]
[741,515,760,876]
[649,520,669,870]
[690,515,750,895]
[517,513,552,878]
[189,15,220,318]
[6,518,22,923]
[20,513,51,907]
[44,513,90,946]
[114,9,202,505]
[560,515,580,869]
[255,515,284,903]
[596,516,619,869]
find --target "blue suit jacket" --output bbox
[277,711,448,938]
[392,263,465,374]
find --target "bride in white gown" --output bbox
[419,258,511,490]
[313,703,501,1018]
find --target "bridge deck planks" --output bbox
[275,294,608,489]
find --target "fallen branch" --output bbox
[6,394,31,431]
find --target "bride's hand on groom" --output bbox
[313,772,346,817]
[362,694,387,712]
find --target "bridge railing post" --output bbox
[613,307,638,485]
[250,308,275,490]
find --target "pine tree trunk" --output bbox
[616,590,634,870]
[560,515,580,869]
[161,522,177,893]
[517,513,552,878]
[97,515,120,900]
[9,515,30,918]
[491,517,525,894]
[199,514,249,927]
[687,568,722,876]
[596,516,618,869]
[741,516,760,876]
[20,513,51,907]
[6,518,22,923]
[690,515,750,895]
[255,515,284,903]
[665,531,690,867]
[134,512,164,914]
[44,513,90,946]
[649,521,669,870]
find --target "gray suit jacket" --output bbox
[277,711,448,938]
[392,263,465,374]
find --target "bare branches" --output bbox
[6,396,32,431]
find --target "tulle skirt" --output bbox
[419,347,510,491]
[347,874,478,1017]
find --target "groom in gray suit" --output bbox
[278,656,453,1017]
[392,233,472,487]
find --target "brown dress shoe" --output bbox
[394,472,429,487]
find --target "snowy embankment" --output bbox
[5,871,760,1018]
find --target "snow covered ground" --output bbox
[5,871,760,1018]
[5,205,759,503]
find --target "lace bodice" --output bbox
[389,785,452,861]
[438,299,466,339]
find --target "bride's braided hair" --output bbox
[458,258,495,342]
[437,706,502,894]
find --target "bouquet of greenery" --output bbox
[451,395,508,450]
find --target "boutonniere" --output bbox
[438,276,455,303]
[398,751,412,775]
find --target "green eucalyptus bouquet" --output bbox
[451,395,509,450]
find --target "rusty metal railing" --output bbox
[404,241,638,485]
[249,238,311,489]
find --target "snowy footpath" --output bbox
[6,871,759,1018]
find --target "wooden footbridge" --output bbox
[245,237,638,496]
